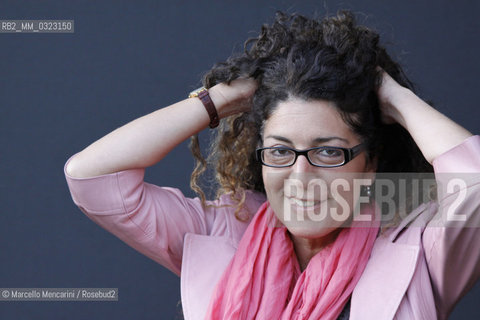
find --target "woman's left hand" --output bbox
[376,68,409,126]
[375,67,472,164]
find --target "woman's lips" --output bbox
[288,197,323,208]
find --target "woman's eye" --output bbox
[269,148,290,157]
[317,148,342,157]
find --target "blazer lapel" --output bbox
[180,233,236,320]
[350,238,420,319]
[350,204,430,320]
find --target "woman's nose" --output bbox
[292,154,314,173]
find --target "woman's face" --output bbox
[261,98,376,239]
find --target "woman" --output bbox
[64,11,480,319]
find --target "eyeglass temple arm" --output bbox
[349,144,365,160]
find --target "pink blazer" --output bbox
[65,135,480,320]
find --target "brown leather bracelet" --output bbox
[198,89,219,128]
[189,87,219,128]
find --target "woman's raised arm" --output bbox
[66,78,256,178]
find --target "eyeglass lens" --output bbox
[261,147,345,166]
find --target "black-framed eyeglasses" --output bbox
[256,143,365,168]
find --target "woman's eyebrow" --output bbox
[313,136,350,144]
[263,135,293,144]
[264,135,349,144]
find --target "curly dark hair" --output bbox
[189,10,433,227]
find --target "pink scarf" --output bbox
[205,201,380,320]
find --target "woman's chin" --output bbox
[287,227,338,240]
[282,221,341,239]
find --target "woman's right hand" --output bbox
[209,77,257,118]
[66,77,258,178]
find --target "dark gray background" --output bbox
[0,0,479,319]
